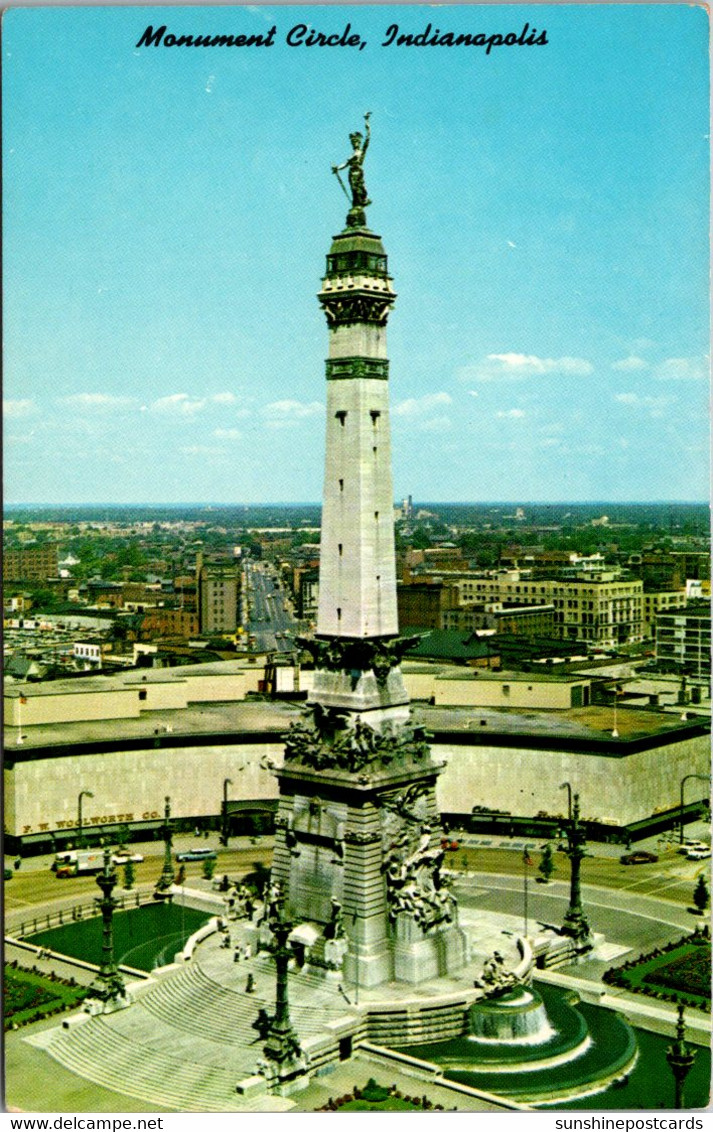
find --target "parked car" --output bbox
[679,840,709,855]
[112,851,144,864]
[686,847,711,861]
[175,847,217,862]
[620,851,659,865]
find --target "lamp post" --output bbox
[666,1001,697,1109]
[89,847,127,1009]
[561,793,592,946]
[263,888,305,1080]
[154,796,175,901]
[679,774,711,844]
[560,781,573,822]
[221,778,233,847]
[78,790,94,849]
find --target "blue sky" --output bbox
[3,4,709,504]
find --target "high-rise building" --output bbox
[197,561,239,635]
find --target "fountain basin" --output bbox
[468,985,555,1045]
[398,982,638,1105]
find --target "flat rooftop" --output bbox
[4,697,705,754]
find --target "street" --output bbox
[243,561,302,653]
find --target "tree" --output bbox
[123,860,135,890]
[538,843,555,884]
[693,875,709,915]
[202,857,216,881]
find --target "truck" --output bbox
[53,850,104,878]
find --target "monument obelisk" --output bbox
[269,115,466,988]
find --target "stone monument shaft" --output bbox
[316,227,398,641]
[269,117,466,991]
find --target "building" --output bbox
[397,580,460,630]
[655,601,711,677]
[198,561,240,635]
[408,569,643,649]
[441,602,556,638]
[642,589,688,639]
[3,543,59,583]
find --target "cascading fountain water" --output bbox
[468,985,555,1045]
[398,935,638,1105]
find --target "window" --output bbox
[370,410,381,424]
[339,478,344,492]
[138,690,147,701]
[335,411,347,426]
[338,544,343,556]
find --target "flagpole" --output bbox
[523,845,531,938]
[17,694,25,745]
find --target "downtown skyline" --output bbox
[3,4,709,505]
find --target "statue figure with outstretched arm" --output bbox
[333,112,372,220]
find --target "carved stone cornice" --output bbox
[297,634,421,686]
[343,829,381,845]
[319,291,394,327]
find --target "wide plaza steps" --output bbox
[36,1013,252,1112]
[32,951,359,1110]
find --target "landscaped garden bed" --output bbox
[317,1078,447,1112]
[603,929,711,1011]
[4,962,89,1029]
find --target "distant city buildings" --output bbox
[197,559,240,635]
[656,601,711,677]
[3,543,58,582]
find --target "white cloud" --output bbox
[152,393,206,415]
[213,428,242,439]
[496,408,526,419]
[263,399,324,419]
[653,356,708,381]
[211,392,238,404]
[611,356,649,372]
[459,353,593,382]
[180,444,224,457]
[59,393,136,410]
[418,416,452,433]
[3,399,36,418]
[614,392,672,417]
[393,392,452,416]
[262,400,324,428]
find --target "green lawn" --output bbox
[26,904,210,972]
[4,966,88,1027]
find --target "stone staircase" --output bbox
[30,950,358,1110]
[32,1013,249,1112]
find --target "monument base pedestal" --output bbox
[392,914,468,984]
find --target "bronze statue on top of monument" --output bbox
[332,111,372,228]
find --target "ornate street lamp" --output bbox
[77,790,94,849]
[88,847,128,1011]
[261,886,306,1083]
[221,778,233,847]
[666,1001,697,1109]
[561,793,592,947]
[154,796,175,901]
